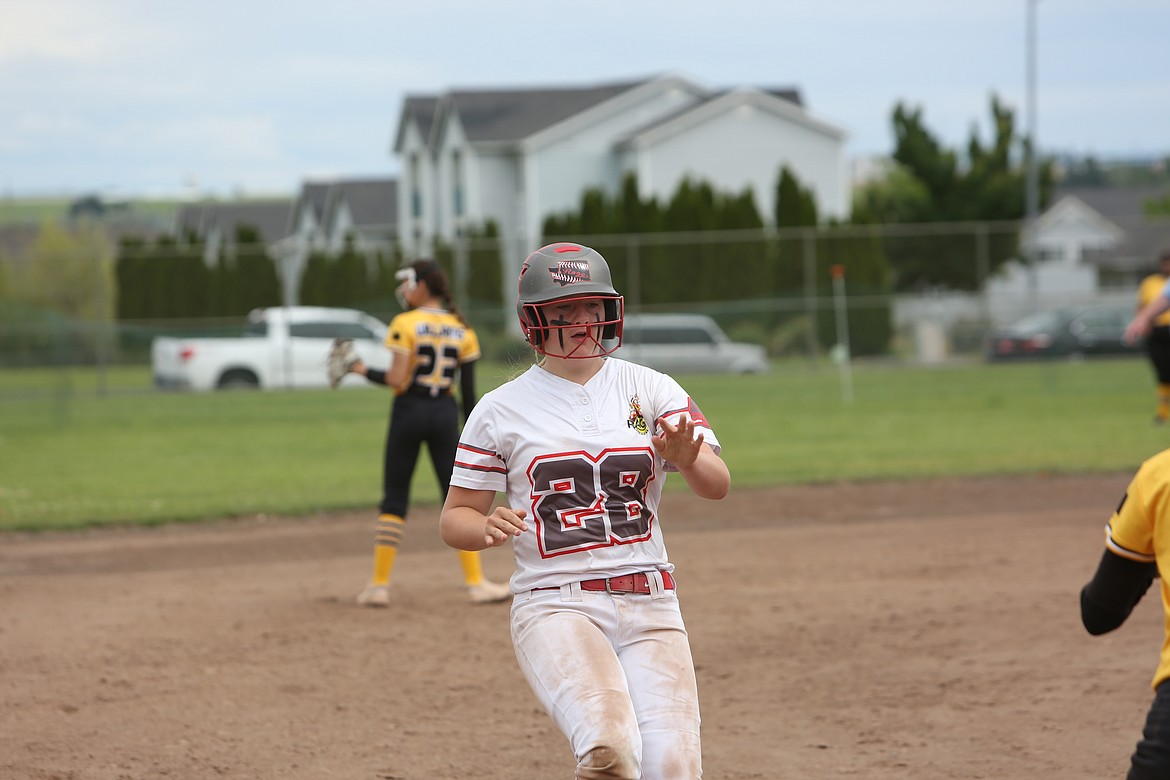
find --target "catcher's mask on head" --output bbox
[395,259,443,308]
[516,242,624,359]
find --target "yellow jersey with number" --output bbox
[1138,273,1170,328]
[385,307,480,396]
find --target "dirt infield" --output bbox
[1,472,1164,779]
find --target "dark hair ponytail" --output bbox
[413,259,469,327]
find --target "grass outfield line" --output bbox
[0,357,1166,532]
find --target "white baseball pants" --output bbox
[510,580,702,779]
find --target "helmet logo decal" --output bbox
[549,260,591,287]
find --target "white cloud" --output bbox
[113,115,284,161]
[1,0,1167,195]
[0,0,173,66]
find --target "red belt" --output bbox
[534,571,675,594]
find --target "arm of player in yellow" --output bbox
[1080,548,1159,635]
[1126,295,1170,344]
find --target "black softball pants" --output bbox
[379,394,459,518]
[1129,680,1170,779]
[1146,326,1170,384]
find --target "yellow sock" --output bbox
[458,550,485,586]
[369,514,405,586]
[1158,385,1170,421]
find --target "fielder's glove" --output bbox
[326,338,360,388]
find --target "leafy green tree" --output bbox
[866,94,1055,291]
[1145,194,1170,217]
[852,162,931,225]
[13,220,114,322]
[4,220,116,362]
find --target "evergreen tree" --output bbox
[299,253,331,306]
[329,236,369,306]
[233,226,280,313]
[465,221,503,307]
[115,237,146,320]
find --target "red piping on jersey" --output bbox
[458,443,497,456]
[454,460,506,475]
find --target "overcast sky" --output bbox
[2,0,1167,200]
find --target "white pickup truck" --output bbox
[151,306,391,391]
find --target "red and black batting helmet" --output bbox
[516,242,624,358]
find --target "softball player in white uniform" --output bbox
[440,242,730,780]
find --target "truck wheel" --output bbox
[217,370,260,390]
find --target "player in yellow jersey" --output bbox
[338,259,510,607]
[1080,449,1168,778]
[1135,250,1170,424]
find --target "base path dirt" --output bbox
[0,472,1161,779]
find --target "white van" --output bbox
[616,313,770,375]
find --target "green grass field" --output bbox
[1,357,1166,532]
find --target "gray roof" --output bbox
[286,181,331,232]
[322,178,397,228]
[408,77,802,149]
[445,79,644,143]
[173,203,208,237]
[297,182,331,217]
[1055,184,1170,220]
[173,200,293,245]
[401,95,440,144]
[617,87,807,144]
[763,87,802,107]
[1054,185,1170,272]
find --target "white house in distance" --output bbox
[985,184,1170,323]
[392,73,849,293]
[896,183,1170,362]
[270,177,397,304]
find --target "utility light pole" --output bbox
[1025,0,1041,312]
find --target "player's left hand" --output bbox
[652,415,703,469]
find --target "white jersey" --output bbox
[451,357,721,593]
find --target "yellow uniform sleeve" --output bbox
[1107,462,1158,563]
[1104,450,1170,688]
[385,313,415,357]
[460,326,481,364]
[1138,274,1170,327]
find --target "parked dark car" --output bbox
[984,304,1142,362]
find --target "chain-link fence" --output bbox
[2,218,1159,396]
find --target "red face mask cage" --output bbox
[520,294,624,359]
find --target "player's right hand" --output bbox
[1125,317,1150,346]
[484,507,528,547]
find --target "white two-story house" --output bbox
[392,73,848,293]
[271,177,398,304]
